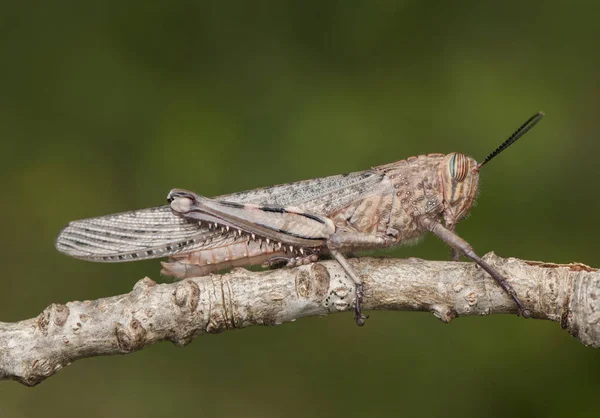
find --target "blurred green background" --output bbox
[1,1,599,417]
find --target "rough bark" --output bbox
[0,253,598,386]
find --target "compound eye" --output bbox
[449,153,468,182]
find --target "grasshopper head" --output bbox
[440,111,545,229]
[440,153,479,227]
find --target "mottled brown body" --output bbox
[161,153,452,278]
[54,152,477,278]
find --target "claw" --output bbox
[355,313,368,326]
[519,308,532,319]
[354,283,368,327]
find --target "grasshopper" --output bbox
[56,112,544,325]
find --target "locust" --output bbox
[56,112,544,325]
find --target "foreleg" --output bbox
[422,218,531,318]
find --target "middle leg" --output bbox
[327,231,396,326]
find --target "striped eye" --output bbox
[449,153,468,182]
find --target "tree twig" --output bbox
[0,252,598,386]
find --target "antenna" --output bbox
[476,111,545,171]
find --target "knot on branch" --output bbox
[37,303,70,335]
[430,304,457,323]
[173,279,200,312]
[115,319,147,352]
[133,277,157,293]
[22,358,59,387]
[296,263,331,300]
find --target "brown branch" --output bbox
[0,253,598,386]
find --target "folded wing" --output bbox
[55,169,386,262]
[55,205,221,262]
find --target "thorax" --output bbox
[332,154,446,241]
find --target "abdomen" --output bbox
[161,237,289,278]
